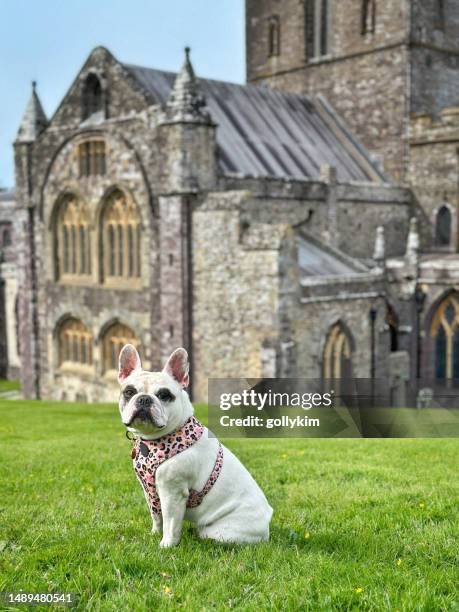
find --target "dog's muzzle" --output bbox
[126,394,165,428]
[136,394,153,410]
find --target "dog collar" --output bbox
[130,414,203,457]
[130,415,223,516]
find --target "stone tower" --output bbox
[156,48,217,369]
[14,82,48,398]
[246,0,459,182]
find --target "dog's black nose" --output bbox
[136,394,153,410]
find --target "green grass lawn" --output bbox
[0,400,458,611]
[0,380,21,393]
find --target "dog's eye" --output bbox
[123,387,137,400]
[156,388,175,402]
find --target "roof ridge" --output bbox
[121,61,317,102]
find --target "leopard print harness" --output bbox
[131,415,223,517]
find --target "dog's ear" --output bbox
[163,348,189,388]
[118,344,141,384]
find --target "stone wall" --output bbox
[12,51,155,398]
[294,283,388,380]
[191,177,411,401]
[410,0,459,116]
[408,108,459,250]
[418,272,459,380]
[15,48,166,401]
[246,0,459,182]
[411,0,459,48]
[246,0,410,80]
[1,264,20,379]
[411,47,459,117]
[387,253,459,381]
[246,0,307,80]
[13,199,37,397]
[49,47,153,130]
[191,190,284,402]
[15,46,218,402]
[0,194,20,379]
[246,0,410,180]
[36,122,158,401]
[158,195,192,367]
[220,176,412,260]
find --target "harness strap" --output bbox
[187,443,224,508]
[130,416,224,516]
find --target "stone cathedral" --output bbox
[2,0,459,403]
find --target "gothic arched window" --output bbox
[78,140,106,177]
[82,73,103,120]
[431,293,459,379]
[305,0,316,59]
[361,0,376,35]
[58,318,93,368]
[436,0,445,29]
[56,195,91,279]
[320,0,329,56]
[268,15,281,57]
[323,322,353,379]
[305,0,330,60]
[435,206,452,247]
[1,223,12,247]
[101,189,141,284]
[102,322,140,374]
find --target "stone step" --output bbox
[0,390,22,400]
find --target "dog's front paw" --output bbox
[159,537,179,548]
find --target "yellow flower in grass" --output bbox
[419,502,425,508]
[304,531,310,540]
[281,453,287,459]
[355,587,364,594]
[396,558,402,566]
[162,585,172,596]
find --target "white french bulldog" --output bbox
[118,344,273,547]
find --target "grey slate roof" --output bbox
[124,63,386,183]
[299,240,356,277]
[0,189,15,202]
[298,234,368,278]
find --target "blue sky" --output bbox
[0,0,245,187]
